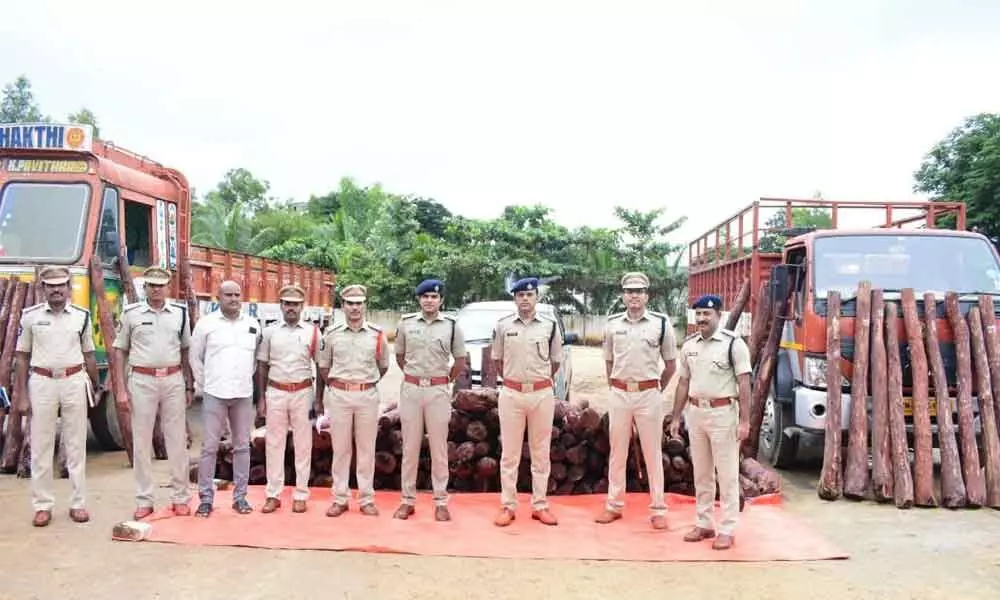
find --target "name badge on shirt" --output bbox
[249,326,258,334]
[506,331,518,337]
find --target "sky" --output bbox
[3,0,1000,255]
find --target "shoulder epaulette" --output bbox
[538,313,556,322]
[607,311,625,320]
[70,303,90,315]
[648,310,668,319]
[368,323,383,332]
[123,302,143,313]
[719,328,737,337]
[497,312,515,322]
[684,332,700,341]
[401,312,419,320]
[169,301,187,310]
[442,314,456,321]
[22,303,44,313]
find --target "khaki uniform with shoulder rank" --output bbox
[258,285,320,509]
[317,284,389,511]
[112,266,192,513]
[16,266,96,519]
[492,306,562,515]
[678,326,751,537]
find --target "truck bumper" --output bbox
[792,387,983,435]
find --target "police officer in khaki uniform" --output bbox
[256,284,319,514]
[595,272,676,529]
[392,279,467,522]
[491,277,562,527]
[15,266,100,527]
[113,266,195,520]
[316,284,389,517]
[669,294,752,550]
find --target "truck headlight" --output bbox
[803,356,827,387]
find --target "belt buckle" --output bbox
[155,367,168,377]
[419,377,431,387]
[347,382,362,392]
[52,367,67,379]
[521,382,533,393]
[626,381,639,393]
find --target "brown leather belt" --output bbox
[268,379,314,392]
[132,365,182,377]
[502,378,552,393]
[31,365,84,379]
[403,373,450,387]
[610,378,660,392]
[326,378,377,392]
[688,397,734,409]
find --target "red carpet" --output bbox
[135,487,848,562]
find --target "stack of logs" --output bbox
[0,271,44,477]
[817,284,1000,510]
[194,341,782,501]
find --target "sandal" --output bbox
[195,502,213,518]
[232,498,253,514]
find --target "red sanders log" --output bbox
[744,274,793,459]
[869,289,893,502]
[724,278,750,332]
[90,255,135,467]
[1,281,30,472]
[844,281,871,500]
[901,289,936,508]
[945,292,985,508]
[968,306,1000,509]
[817,291,843,501]
[885,302,914,509]
[979,296,1000,463]
[481,345,498,389]
[748,281,772,367]
[924,292,966,508]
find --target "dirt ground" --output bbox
[2,345,999,600]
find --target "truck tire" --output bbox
[88,389,125,451]
[759,392,798,469]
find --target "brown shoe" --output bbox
[531,508,558,526]
[712,534,735,550]
[683,526,716,542]
[594,509,622,524]
[33,510,52,527]
[326,503,349,517]
[172,503,191,516]
[69,508,90,523]
[434,505,451,522]
[494,507,516,527]
[649,515,669,530]
[360,503,379,516]
[292,500,308,513]
[261,498,281,514]
[133,506,155,520]
[393,504,415,520]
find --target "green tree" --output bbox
[67,107,101,138]
[914,113,1000,240]
[758,205,834,253]
[0,75,47,123]
[205,168,272,214]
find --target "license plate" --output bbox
[902,397,937,418]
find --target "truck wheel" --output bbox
[759,393,798,469]
[88,389,125,451]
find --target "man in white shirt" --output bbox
[189,280,261,517]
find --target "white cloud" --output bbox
[3,0,999,252]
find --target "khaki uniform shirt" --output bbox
[317,321,389,383]
[603,310,678,381]
[112,301,190,368]
[16,303,95,368]
[395,312,466,377]
[257,320,319,382]
[490,312,562,382]
[678,327,752,399]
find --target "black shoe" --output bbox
[232,497,253,514]
[195,502,213,518]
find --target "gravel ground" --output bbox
[1,346,999,600]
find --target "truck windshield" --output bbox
[0,182,90,261]
[814,234,1000,298]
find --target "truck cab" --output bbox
[687,198,1000,468]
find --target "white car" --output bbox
[455,301,577,402]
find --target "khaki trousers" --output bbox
[498,386,554,511]
[265,387,313,501]
[399,381,451,506]
[129,370,190,507]
[686,400,740,535]
[325,386,379,506]
[29,371,89,512]
[605,387,667,516]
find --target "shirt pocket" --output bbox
[526,331,551,361]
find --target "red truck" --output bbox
[686,198,1000,468]
[0,122,336,451]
